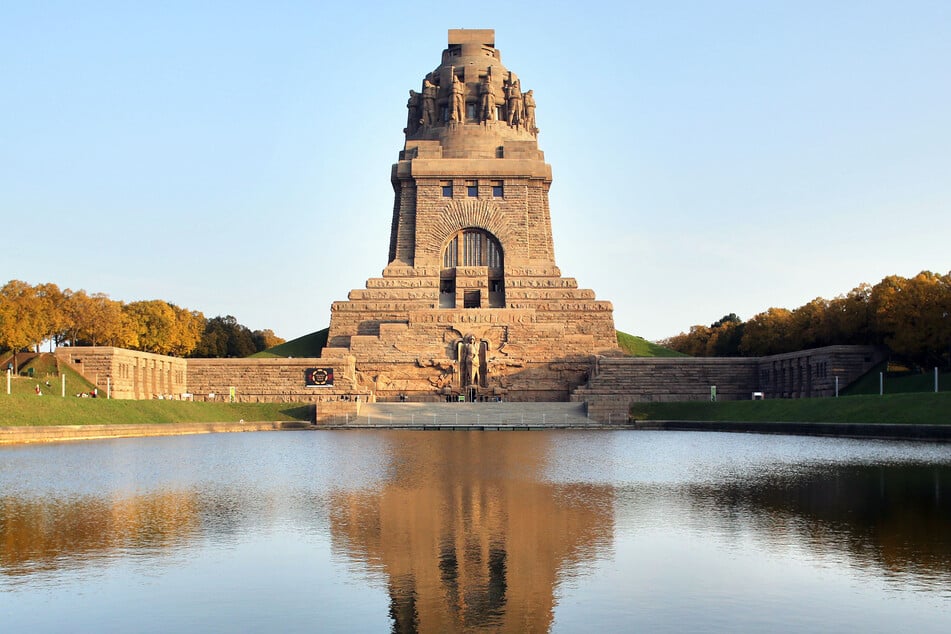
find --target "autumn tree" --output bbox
[79,293,137,348]
[827,283,873,345]
[192,315,257,358]
[252,329,285,352]
[34,282,67,352]
[0,281,47,372]
[707,313,744,356]
[124,300,203,356]
[870,272,951,366]
[661,325,712,357]
[738,307,794,356]
[662,314,744,357]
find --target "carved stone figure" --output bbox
[405,90,420,134]
[421,78,437,127]
[457,334,485,388]
[480,69,496,122]
[450,69,466,124]
[522,89,536,133]
[505,75,522,127]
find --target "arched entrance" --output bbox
[440,229,504,308]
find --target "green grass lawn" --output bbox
[6,354,97,396]
[843,363,950,395]
[616,331,687,357]
[630,392,951,425]
[0,389,313,427]
[250,328,328,358]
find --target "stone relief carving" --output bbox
[480,67,496,122]
[522,89,536,134]
[505,74,522,127]
[410,66,534,133]
[421,78,437,127]
[405,90,420,134]
[449,67,466,124]
[456,334,487,388]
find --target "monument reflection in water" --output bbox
[327,433,613,632]
[1,431,951,632]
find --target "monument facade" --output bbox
[50,30,884,416]
[320,29,620,401]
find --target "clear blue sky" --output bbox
[2,1,949,343]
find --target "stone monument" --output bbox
[320,29,619,401]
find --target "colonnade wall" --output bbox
[55,347,188,399]
[55,347,367,420]
[575,345,884,422]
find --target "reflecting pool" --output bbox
[2,431,950,632]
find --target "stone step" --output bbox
[349,401,591,427]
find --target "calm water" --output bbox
[1,430,950,633]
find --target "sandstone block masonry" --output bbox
[56,347,188,399]
[574,345,885,421]
[55,348,368,422]
[55,344,883,424]
[319,29,621,401]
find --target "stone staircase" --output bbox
[322,401,602,429]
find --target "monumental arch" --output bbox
[319,29,620,401]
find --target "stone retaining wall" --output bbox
[575,345,884,422]
[0,421,313,445]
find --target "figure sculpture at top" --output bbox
[505,74,522,127]
[480,68,496,122]
[522,89,536,133]
[405,90,420,134]
[421,78,437,127]
[449,68,466,124]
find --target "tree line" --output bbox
[0,280,285,369]
[660,271,951,367]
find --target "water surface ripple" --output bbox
[1,430,949,632]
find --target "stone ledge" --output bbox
[0,421,314,445]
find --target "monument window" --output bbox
[464,290,481,308]
[443,236,458,268]
[466,181,478,197]
[466,103,477,122]
[439,278,456,308]
[489,277,504,307]
[491,181,503,197]
[445,230,502,269]
[441,229,505,309]
[442,181,453,197]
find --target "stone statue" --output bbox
[505,74,522,127]
[522,89,536,133]
[421,78,437,127]
[457,334,484,388]
[480,68,496,122]
[450,68,466,124]
[405,90,420,134]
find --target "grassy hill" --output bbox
[250,328,328,358]
[617,331,687,357]
[5,353,97,396]
[843,362,950,395]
